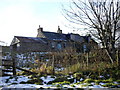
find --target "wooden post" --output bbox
[116,49,120,66]
[0,46,2,76]
[52,54,55,75]
[13,58,16,75]
[86,52,89,67]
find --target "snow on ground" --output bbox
[2,84,56,89]
[0,76,30,88]
[0,76,10,87]
[40,75,56,84]
[7,76,30,83]
[0,75,108,89]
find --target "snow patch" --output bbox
[40,76,55,84]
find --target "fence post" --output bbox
[86,52,89,67]
[13,58,16,75]
[0,46,2,77]
[116,49,120,66]
[52,54,55,75]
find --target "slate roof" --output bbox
[42,31,68,41]
[42,31,89,42]
[14,36,48,44]
[11,31,91,45]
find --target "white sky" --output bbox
[0,0,86,45]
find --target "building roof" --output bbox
[16,36,47,43]
[11,36,48,45]
[11,30,91,45]
[42,31,68,41]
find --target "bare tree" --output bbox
[63,0,120,63]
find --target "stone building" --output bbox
[10,26,96,53]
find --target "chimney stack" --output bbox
[57,26,62,34]
[37,25,44,37]
[38,25,43,32]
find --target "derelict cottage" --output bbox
[10,26,97,53]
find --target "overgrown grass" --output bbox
[62,61,119,77]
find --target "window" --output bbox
[63,43,66,48]
[51,42,55,49]
[57,43,62,50]
[17,43,20,47]
[83,45,87,52]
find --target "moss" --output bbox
[101,83,120,88]
[56,84,61,87]
[102,78,113,83]
[53,81,70,86]
[20,81,27,84]
[46,66,54,74]
[83,78,94,83]
[50,75,56,78]
[9,76,13,79]
[68,78,74,83]
[11,83,17,84]
[16,72,22,76]
[75,82,83,85]
[5,79,9,83]
[36,73,42,77]
[110,84,120,88]
[28,74,38,79]
[94,80,103,84]
[47,87,50,89]
[81,83,92,87]
[61,81,70,85]
[90,75,98,80]
[48,76,68,84]
[73,73,84,79]
[70,84,76,87]
[26,78,43,84]
[35,82,43,85]
[39,87,44,89]
[18,71,29,76]
[102,83,113,87]
[117,80,120,83]
[75,89,84,90]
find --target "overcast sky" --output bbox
[0,0,85,45]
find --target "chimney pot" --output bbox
[37,25,44,37]
[57,26,62,34]
[38,25,43,32]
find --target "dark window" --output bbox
[57,43,62,50]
